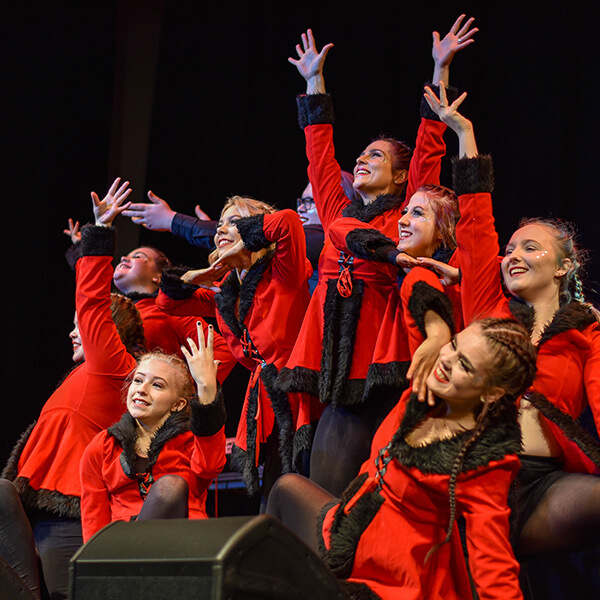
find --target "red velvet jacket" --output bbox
[157,209,311,493]
[319,391,523,600]
[454,156,600,474]
[80,395,226,542]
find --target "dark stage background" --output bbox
[2,1,600,466]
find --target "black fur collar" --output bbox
[342,193,403,223]
[108,410,190,476]
[127,291,158,302]
[509,299,597,346]
[214,249,275,339]
[388,394,521,474]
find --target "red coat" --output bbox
[319,391,523,600]
[134,296,236,383]
[157,209,311,492]
[278,110,449,416]
[454,156,600,474]
[80,399,226,542]
[5,252,137,516]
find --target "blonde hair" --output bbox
[209,195,277,265]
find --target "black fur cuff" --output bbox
[346,228,397,262]
[235,214,269,252]
[452,155,494,196]
[408,280,455,338]
[297,93,335,129]
[190,388,227,437]
[421,82,459,121]
[65,242,82,270]
[80,224,116,257]
[160,268,198,301]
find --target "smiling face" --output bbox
[113,247,163,294]
[126,358,188,431]
[353,141,404,200]
[214,206,243,256]
[397,192,442,258]
[501,224,568,304]
[426,325,502,415]
[69,313,84,363]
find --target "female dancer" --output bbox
[1,181,145,599]
[268,317,537,600]
[156,196,311,500]
[424,83,600,557]
[278,17,477,495]
[80,323,226,541]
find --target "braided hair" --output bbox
[425,318,537,563]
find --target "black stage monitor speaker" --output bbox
[69,515,348,600]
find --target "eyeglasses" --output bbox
[296,196,316,213]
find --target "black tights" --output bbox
[518,472,600,557]
[137,475,189,521]
[266,473,336,553]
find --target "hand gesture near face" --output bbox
[181,263,230,289]
[417,257,461,286]
[91,177,133,227]
[288,28,333,93]
[181,322,220,405]
[122,190,176,231]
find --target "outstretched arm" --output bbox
[288,28,333,94]
[181,322,220,405]
[121,190,177,231]
[432,14,478,87]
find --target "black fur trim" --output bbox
[451,155,495,196]
[11,478,80,518]
[431,245,455,264]
[160,268,198,301]
[389,393,521,474]
[214,250,274,338]
[260,363,293,474]
[538,302,597,346]
[363,361,410,405]
[292,423,316,474]
[342,194,404,223]
[235,214,270,252]
[80,224,116,256]
[296,93,335,129]
[128,291,158,302]
[65,242,81,270]
[345,228,397,262]
[508,298,535,335]
[1,422,35,482]
[420,82,459,121]
[339,581,381,600]
[319,473,385,578]
[190,388,227,437]
[408,280,455,338]
[523,391,600,470]
[321,279,366,407]
[276,366,320,397]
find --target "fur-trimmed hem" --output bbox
[12,477,81,519]
[363,361,410,404]
[1,422,36,481]
[230,444,260,497]
[235,214,270,252]
[451,155,494,196]
[408,280,455,338]
[80,224,116,256]
[420,82,459,121]
[160,268,198,301]
[191,389,227,437]
[524,391,600,470]
[297,93,335,129]
[340,580,381,600]
[345,228,397,262]
[292,423,316,474]
[276,366,320,397]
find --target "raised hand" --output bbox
[288,28,333,93]
[181,322,219,405]
[416,257,461,286]
[194,205,212,221]
[432,14,478,69]
[396,251,419,271]
[91,177,133,227]
[122,190,176,231]
[63,218,81,244]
